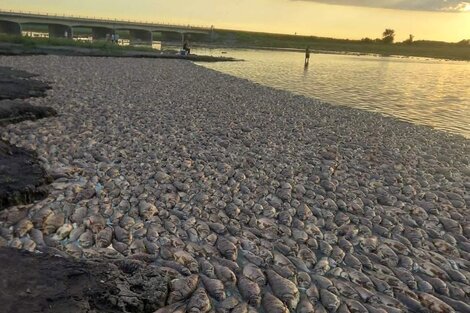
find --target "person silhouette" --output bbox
[305,47,310,67]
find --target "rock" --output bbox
[0,247,170,313]
[0,140,50,210]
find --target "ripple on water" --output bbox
[198,48,470,138]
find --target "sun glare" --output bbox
[462,3,470,11]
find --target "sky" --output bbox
[1,0,470,42]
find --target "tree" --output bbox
[382,29,395,44]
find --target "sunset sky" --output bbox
[2,0,469,42]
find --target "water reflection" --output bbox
[196,48,470,138]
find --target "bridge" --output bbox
[0,10,212,45]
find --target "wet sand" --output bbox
[0,55,468,312]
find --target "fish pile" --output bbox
[0,56,469,313]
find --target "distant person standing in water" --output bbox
[305,47,310,66]
[183,41,191,55]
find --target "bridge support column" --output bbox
[48,24,73,39]
[129,29,152,46]
[92,27,112,41]
[0,21,22,36]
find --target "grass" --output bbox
[0,34,157,53]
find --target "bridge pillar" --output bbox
[92,27,112,41]
[0,20,22,36]
[48,24,73,39]
[129,29,152,45]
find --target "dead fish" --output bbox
[393,268,417,289]
[337,303,352,313]
[20,237,36,252]
[266,269,300,310]
[43,213,65,235]
[262,291,289,313]
[217,296,240,313]
[344,253,362,270]
[30,228,46,246]
[159,260,192,276]
[201,274,226,301]
[187,287,211,313]
[138,201,158,219]
[420,276,450,296]
[332,278,359,299]
[78,229,95,248]
[214,263,237,286]
[272,264,296,279]
[320,289,340,312]
[168,274,199,304]
[114,225,132,245]
[238,275,261,307]
[313,257,330,275]
[53,223,73,241]
[298,247,317,268]
[417,292,455,313]
[296,292,315,313]
[213,256,240,273]
[174,250,199,273]
[84,214,106,233]
[306,284,320,303]
[112,239,129,255]
[330,246,345,263]
[344,299,368,313]
[70,206,88,224]
[232,302,249,313]
[297,272,312,289]
[243,263,266,286]
[395,292,427,313]
[363,304,388,313]
[14,219,33,237]
[288,256,310,273]
[433,294,470,312]
[69,225,86,242]
[217,236,238,261]
[96,227,113,248]
[241,249,264,267]
[196,258,214,278]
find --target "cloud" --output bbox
[293,0,470,12]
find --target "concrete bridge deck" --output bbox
[0,10,212,44]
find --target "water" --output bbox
[196,48,470,138]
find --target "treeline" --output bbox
[199,29,470,61]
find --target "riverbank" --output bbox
[0,55,469,312]
[0,40,239,62]
[208,29,470,62]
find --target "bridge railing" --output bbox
[0,9,213,31]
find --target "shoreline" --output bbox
[0,55,468,312]
[0,42,240,62]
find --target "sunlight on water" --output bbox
[197,48,470,138]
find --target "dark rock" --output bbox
[0,99,57,126]
[0,140,51,210]
[0,66,50,100]
[0,247,171,313]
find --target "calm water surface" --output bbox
[196,48,470,138]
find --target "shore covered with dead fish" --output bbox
[0,55,469,313]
